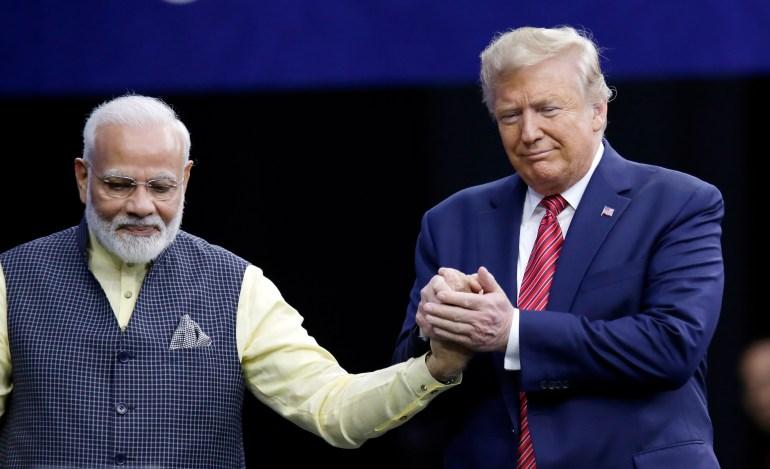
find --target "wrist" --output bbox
[425,351,460,385]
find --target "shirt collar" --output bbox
[523,141,604,220]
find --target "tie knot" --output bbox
[540,194,568,216]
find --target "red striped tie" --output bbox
[516,194,568,469]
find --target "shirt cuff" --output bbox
[503,307,521,370]
[374,354,462,432]
[408,352,462,394]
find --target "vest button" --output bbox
[115,453,127,465]
[117,351,131,363]
[116,402,128,415]
[123,291,133,299]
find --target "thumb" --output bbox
[477,266,503,293]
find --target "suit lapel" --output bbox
[477,176,527,426]
[486,143,634,426]
[548,143,632,312]
[477,176,527,299]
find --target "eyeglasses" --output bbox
[95,174,181,201]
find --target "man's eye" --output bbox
[148,181,176,194]
[105,181,134,192]
[541,107,559,116]
[498,113,520,124]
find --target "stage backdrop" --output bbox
[2,1,770,95]
[1,2,768,468]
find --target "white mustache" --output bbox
[113,215,164,233]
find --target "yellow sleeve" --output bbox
[235,265,459,448]
[0,264,13,418]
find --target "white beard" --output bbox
[85,188,184,264]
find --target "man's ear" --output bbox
[592,100,608,132]
[74,158,89,204]
[181,160,193,195]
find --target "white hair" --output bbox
[82,94,191,163]
[480,26,612,114]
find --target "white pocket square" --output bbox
[170,314,212,350]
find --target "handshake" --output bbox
[421,266,515,383]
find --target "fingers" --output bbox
[430,328,473,348]
[422,301,476,331]
[477,266,504,293]
[438,267,483,293]
[419,309,472,347]
[426,311,474,337]
[437,267,466,291]
[422,283,513,352]
[434,289,485,311]
[467,273,483,293]
[420,275,448,305]
[418,267,505,349]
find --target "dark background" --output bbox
[2,1,769,467]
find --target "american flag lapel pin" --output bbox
[601,206,615,217]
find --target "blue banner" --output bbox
[2,0,769,95]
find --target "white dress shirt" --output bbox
[504,142,604,370]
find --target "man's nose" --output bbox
[124,185,156,218]
[520,111,544,144]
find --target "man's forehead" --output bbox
[93,124,184,164]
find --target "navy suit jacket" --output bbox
[393,142,724,469]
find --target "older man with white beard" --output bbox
[0,94,471,468]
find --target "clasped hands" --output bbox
[423,267,515,383]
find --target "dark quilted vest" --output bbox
[0,222,248,468]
